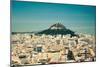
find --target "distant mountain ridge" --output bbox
[37,23,78,37]
[12,23,78,37]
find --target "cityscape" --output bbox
[11,23,96,65]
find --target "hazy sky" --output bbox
[11,1,96,35]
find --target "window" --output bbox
[37,47,42,52]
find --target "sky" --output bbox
[11,1,96,35]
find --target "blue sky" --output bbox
[11,1,96,35]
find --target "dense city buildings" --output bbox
[11,23,96,65]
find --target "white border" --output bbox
[0,0,99,67]
[0,0,10,67]
[20,0,96,5]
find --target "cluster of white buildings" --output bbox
[11,33,96,65]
